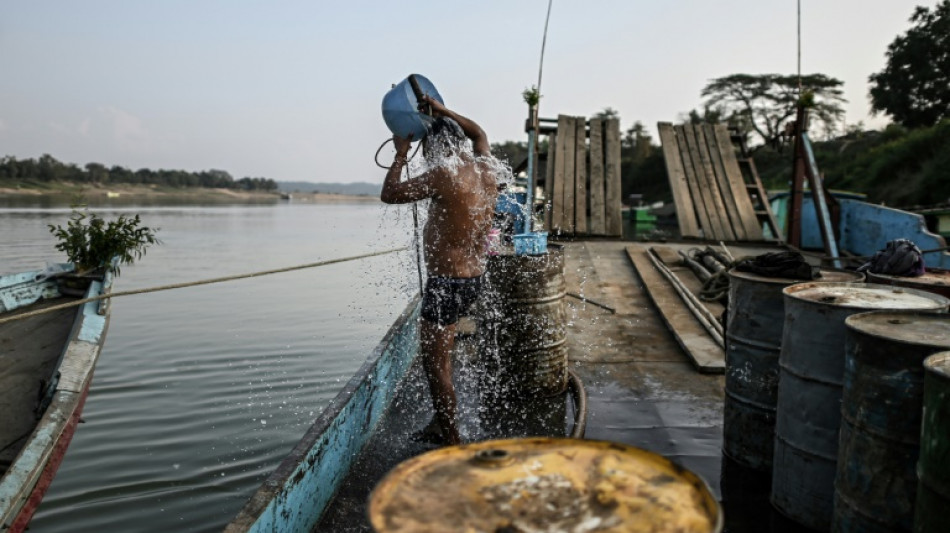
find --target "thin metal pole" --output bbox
[537,0,554,95]
[797,0,802,95]
[524,0,553,236]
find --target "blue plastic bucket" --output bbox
[381,74,443,140]
[514,232,548,256]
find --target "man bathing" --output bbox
[380,95,498,445]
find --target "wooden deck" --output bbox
[312,240,813,531]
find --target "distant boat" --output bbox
[280,193,292,201]
[105,191,120,198]
[0,265,114,532]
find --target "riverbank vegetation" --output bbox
[0,154,278,193]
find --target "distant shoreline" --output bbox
[0,182,380,203]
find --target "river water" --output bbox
[1,198,418,531]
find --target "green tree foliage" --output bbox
[0,154,278,191]
[869,0,950,128]
[701,74,846,147]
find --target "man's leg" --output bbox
[420,318,461,445]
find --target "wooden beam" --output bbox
[713,125,763,240]
[693,125,737,241]
[552,115,570,233]
[657,123,700,238]
[574,116,588,235]
[544,132,556,232]
[589,118,606,235]
[702,124,747,241]
[604,118,622,237]
[560,115,576,234]
[685,124,731,240]
[674,125,717,239]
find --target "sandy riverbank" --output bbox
[0,182,379,204]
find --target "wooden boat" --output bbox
[0,265,114,532]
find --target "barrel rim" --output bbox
[782,281,950,309]
[844,310,950,349]
[924,351,950,379]
[728,268,863,285]
[368,436,724,533]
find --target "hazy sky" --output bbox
[0,1,933,184]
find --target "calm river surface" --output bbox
[1,199,418,531]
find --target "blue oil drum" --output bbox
[834,311,950,532]
[381,74,443,140]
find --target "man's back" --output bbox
[423,157,497,278]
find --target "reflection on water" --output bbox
[0,192,280,209]
[2,201,417,532]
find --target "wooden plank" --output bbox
[544,132,556,231]
[552,115,570,233]
[604,117,623,237]
[561,116,577,234]
[674,125,717,240]
[657,123,701,238]
[589,118,606,235]
[693,125,737,241]
[574,117,588,235]
[683,124,729,241]
[701,124,747,241]
[713,125,763,239]
[626,245,725,373]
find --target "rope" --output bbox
[0,247,408,326]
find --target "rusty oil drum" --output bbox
[771,282,949,531]
[914,351,950,533]
[368,437,723,533]
[723,269,863,472]
[833,311,950,533]
[479,245,567,397]
[866,268,950,299]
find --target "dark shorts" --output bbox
[420,275,484,326]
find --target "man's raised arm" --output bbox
[420,95,491,157]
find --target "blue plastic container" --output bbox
[514,232,548,256]
[381,74,443,140]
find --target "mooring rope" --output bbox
[0,247,408,326]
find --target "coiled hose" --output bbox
[567,369,587,438]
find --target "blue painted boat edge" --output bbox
[225,297,422,533]
[0,269,114,526]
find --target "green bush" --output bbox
[49,208,160,275]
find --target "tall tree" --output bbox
[701,73,846,147]
[869,0,950,128]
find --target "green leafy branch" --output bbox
[48,208,161,276]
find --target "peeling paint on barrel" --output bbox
[833,311,950,533]
[771,282,949,531]
[914,352,950,533]
[723,269,862,472]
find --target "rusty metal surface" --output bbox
[866,268,950,299]
[915,352,950,533]
[773,283,949,531]
[369,438,722,533]
[724,269,864,472]
[834,312,950,532]
[480,245,568,396]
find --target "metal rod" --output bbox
[647,250,724,346]
[566,292,616,314]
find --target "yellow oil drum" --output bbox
[369,437,723,533]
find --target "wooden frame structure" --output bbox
[658,122,778,242]
[542,115,623,238]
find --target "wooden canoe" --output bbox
[0,265,114,532]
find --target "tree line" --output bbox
[0,154,278,192]
[494,0,950,208]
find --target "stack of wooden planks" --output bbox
[657,122,772,242]
[545,115,623,237]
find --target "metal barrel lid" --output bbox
[783,282,950,310]
[728,268,863,285]
[369,437,723,533]
[845,311,950,348]
[924,351,950,380]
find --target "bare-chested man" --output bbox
[380,95,498,445]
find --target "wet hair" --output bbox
[424,117,466,159]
